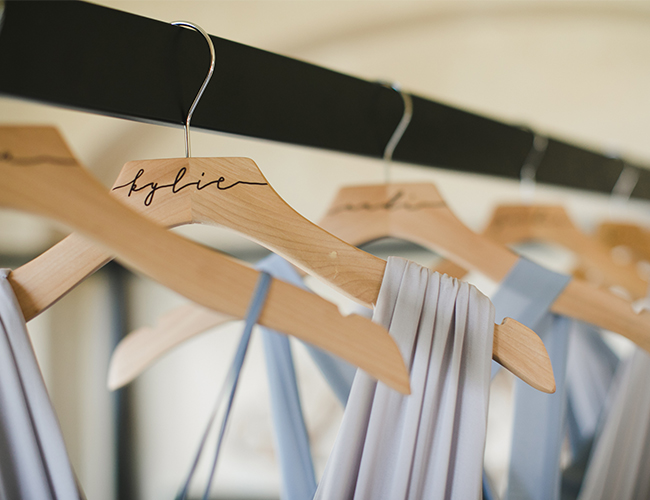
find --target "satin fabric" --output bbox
[0,269,81,500]
[488,258,619,500]
[256,255,354,500]
[489,258,571,500]
[314,257,495,500]
[576,348,650,500]
[180,254,357,500]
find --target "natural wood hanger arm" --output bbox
[319,183,650,354]
[596,222,650,264]
[107,180,556,393]
[0,126,408,393]
[433,204,648,299]
[5,126,555,394]
[108,304,232,390]
[107,303,550,392]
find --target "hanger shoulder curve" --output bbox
[493,317,555,393]
[0,126,409,393]
[483,204,648,299]
[111,185,555,392]
[321,182,650,356]
[9,233,109,321]
[113,156,387,306]
[109,299,555,392]
[108,304,233,390]
[5,127,554,394]
[597,222,650,263]
[552,279,650,352]
[320,183,518,281]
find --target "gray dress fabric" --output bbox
[489,258,571,500]
[257,255,356,407]
[560,323,619,500]
[314,257,495,500]
[576,347,650,500]
[177,272,274,500]
[178,254,356,500]
[565,324,619,458]
[488,258,621,500]
[0,269,81,500]
[256,255,355,500]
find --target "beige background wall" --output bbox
[2,1,650,499]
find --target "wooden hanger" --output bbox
[105,84,556,394]
[320,182,650,356]
[571,222,650,288]
[595,222,650,263]
[108,280,550,392]
[435,204,648,299]
[570,167,650,288]
[0,125,411,393]
[109,304,232,389]
[6,127,554,394]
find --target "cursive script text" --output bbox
[328,191,445,215]
[491,211,566,229]
[112,167,268,206]
[0,151,77,166]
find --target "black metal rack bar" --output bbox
[1,0,649,200]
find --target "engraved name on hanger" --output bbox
[328,190,445,214]
[490,209,568,228]
[1,151,77,167]
[113,166,268,206]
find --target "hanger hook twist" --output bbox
[381,82,413,183]
[171,21,216,158]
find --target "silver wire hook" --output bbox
[611,161,640,202]
[382,82,413,183]
[609,158,640,219]
[171,21,216,158]
[520,132,548,202]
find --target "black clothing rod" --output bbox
[1,0,649,200]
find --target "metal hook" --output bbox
[382,82,413,183]
[520,132,548,202]
[171,21,216,158]
[0,1,6,32]
[611,161,639,202]
[609,158,639,219]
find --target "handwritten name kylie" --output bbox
[112,167,268,206]
[328,190,445,215]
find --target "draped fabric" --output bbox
[314,257,495,500]
[257,255,356,408]
[180,254,356,500]
[487,258,571,500]
[256,255,355,500]
[176,272,274,500]
[577,348,650,500]
[565,324,619,460]
[487,258,621,500]
[505,314,572,500]
[560,323,619,500]
[0,269,81,500]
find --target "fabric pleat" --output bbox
[565,324,619,458]
[577,348,650,500]
[488,258,571,500]
[314,256,495,500]
[0,269,81,500]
